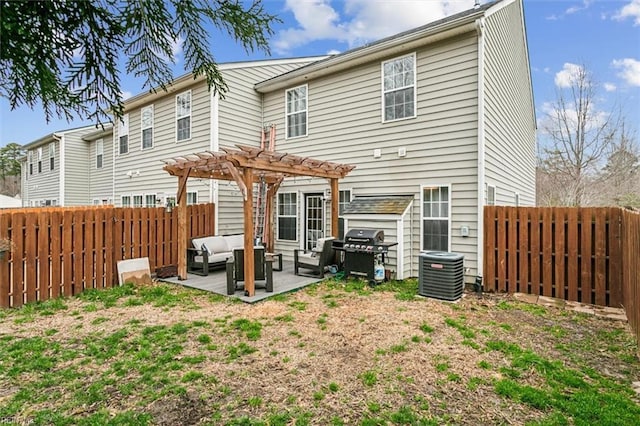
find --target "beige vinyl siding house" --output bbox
[255,0,535,282]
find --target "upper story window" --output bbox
[133,195,143,207]
[382,53,416,122]
[141,105,154,149]
[119,113,129,154]
[286,85,307,139]
[121,195,131,207]
[96,139,103,169]
[49,142,55,170]
[28,151,33,175]
[176,91,191,141]
[37,147,43,173]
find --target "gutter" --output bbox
[55,133,64,206]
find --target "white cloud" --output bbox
[566,0,592,15]
[171,35,184,59]
[612,58,640,86]
[273,0,474,54]
[554,63,584,88]
[614,0,640,25]
[326,49,341,55]
[121,91,133,100]
[604,82,617,92]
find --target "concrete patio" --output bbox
[160,260,325,303]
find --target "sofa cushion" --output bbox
[298,252,320,266]
[225,234,244,251]
[194,251,232,264]
[193,236,229,254]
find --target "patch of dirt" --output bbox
[146,391,208,425]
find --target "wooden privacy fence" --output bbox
[621,209,640,354]
[0,203,215,308]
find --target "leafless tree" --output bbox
[597,121,640,208]
[538,64,619,206]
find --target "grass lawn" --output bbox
[0,279,638,425]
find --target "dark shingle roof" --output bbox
[343,195,414,215]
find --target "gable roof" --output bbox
[255,0,502,93]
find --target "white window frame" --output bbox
[420,184,451,252]
[145,194,156,207]
[49,142,55,170]
[28,151,33,175]
[285,84,308,139]
[119,114,129,155]
[133,194,143,207]
[381,53,417,123]
[176,91,192,142]
[277,192,298,242]
[338,189,352,239]
[96,139,104,169]
[487,184,496,206]
[186,191,198,205]
[121,195,131,207]
[141,105,154,150]
[37,147,43,173]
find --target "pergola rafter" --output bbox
[163,144,355,296]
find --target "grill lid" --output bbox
[345,228,384,244]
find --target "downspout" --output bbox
[112,130,116,204]
[211,90,220,234]
[54,133,64,206]
[476,17,486,281]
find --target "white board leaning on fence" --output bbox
[116,258,152,286]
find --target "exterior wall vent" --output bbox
[418,252,464,301]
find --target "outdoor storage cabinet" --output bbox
[419,252,464,301]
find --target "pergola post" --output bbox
[177,172,189,280]
[330,178,339,238]
[243,167,255,296]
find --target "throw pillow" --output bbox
[201,243,211,256]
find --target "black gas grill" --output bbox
[334,228,397,282]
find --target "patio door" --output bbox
[305,193,324,250]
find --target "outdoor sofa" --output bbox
[187,234,245,276]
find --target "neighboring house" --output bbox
[20,125,113,207]
[20,0,535,283]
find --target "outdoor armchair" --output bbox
[294,237,335,278]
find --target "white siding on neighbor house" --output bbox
[483,0,536,206]
[23,139,61,205]
[262,32,480,278]
[63,130,92,206]
[114,82,212,207]
[88,132,114,203]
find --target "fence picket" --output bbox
[0,212,11,307]
[594,210,607,306]
[62,210,73,297]
[50,210,62,298]
[483,208,496,291]
[73,210,85,296]
[580,208,593,304]
[542,208,553,297]
[554,208,566,300]
[38,212,50,300]
[608,208,622,307]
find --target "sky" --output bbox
[1,0,639,147]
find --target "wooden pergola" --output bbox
[163,144,355,296]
